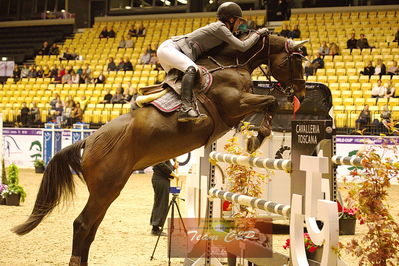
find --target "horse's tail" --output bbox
[12,139,86,235]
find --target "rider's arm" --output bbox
[216,25,261,52]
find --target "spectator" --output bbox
[387,61,399,76]
[125,35,134,48]
[291,25,300,38]
[371,80,386,98]
[62,70,72,84]
[374,59,386,76]
[146,44,155,54]
[128,24,137,37]
[318,41,329,56]
[279,24,291,38]
[71,102,83,124]
[347,33,357,49]
[380,105,391,127]
[13,65,21,82]
[80,69,90,84]
[149,52,159,65]
[123,81,136,102]
[118,36,126,49]
[63,100,74,127]
[49,43,60,55]
[78,95,89,112]
[50,93,62,109]
[30,101,40,125]
[304,56,315,77]
[300,46,308,56]
[94,71,106,84]
[50,98,64,124]
[311,53,324,71]
[85,63,92,76]
[99,26,108,38]
[355,104,371,130]
[35,66,44,78]
[123,57,134,71]
[16,102,30,127]
[108,26,116,38]
[356,33,370,49]
[329,42,340,56]
[117,57,125,71]
[111,87,124,104]
[60,48,74,61]
[43,65,51,78]
[107,57,117,71]
[65,95,76,108]
[360,61,375,76]
[27,65,37,78]
[20,64,29,78]
[385,81,395,98]
[50,65,59,78]
[37,41,50,55]
[70,48,79,60]
[137,24,146,36]
[394,27,399,43]
[59,64,66,76]
[76,64,83,75]
[139,51,151,64]
[71,70,79,84]
[52,71,62,84]
[100,89,112,104]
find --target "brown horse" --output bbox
[13,32,306,265]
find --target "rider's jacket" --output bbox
[171,21,260,61]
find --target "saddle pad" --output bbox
[150,90,181,113]
[164,66,213,95]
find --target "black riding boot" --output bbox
[178,66,207,122]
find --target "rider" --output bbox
[157,2,269,122]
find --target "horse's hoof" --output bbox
[69,256,81,266]
[247,137,260,154]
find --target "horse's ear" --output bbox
[289,40,309,52]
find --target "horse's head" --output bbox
[267,36,308,99]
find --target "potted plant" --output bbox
[283,233,322,261]
[3,163,26,206]
[0,184,8,205]
[337,202,357,235]
[34,159,45,173]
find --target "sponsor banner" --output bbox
[168,218,272,258]
[3,128,43,168]
[336,135,399,184]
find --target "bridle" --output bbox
[261,39,306,100]
[207,34,306,100]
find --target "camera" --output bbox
[169,186,181,194]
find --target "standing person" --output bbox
[150,159,178,236]
[156,2,268,122]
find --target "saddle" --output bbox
[135,66,212,109]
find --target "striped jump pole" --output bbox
[209,188,291,218]
[209,151,292,172]
[331,155,363,167]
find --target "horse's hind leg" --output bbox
[79,212,106,266]
[69,182,125,266]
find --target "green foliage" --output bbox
[34,159,45,168]
[340,138,399,265]
[4,163,26,202]
[1,159,7,185]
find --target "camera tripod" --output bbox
[150,193,187,266]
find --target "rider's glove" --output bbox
[256,28,269,36]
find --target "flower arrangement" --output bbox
[0,183,9,198]
[337,202,357,220]
[283,233,320,253]
[3,163,26,202]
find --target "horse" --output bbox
[13,31,307,265]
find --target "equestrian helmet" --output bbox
[217,2,243,22]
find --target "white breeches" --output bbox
[157,39,198,73]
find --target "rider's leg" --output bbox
[157,40,207,122]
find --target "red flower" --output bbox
[308,246,317,253]
[337,201,343,212]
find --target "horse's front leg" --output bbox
[239,93,278,153]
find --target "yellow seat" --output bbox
[354,98,365,106]
[334,113,347,128]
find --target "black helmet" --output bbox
[217,2,243,22]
